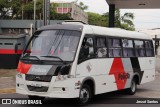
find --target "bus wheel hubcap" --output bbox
[131,81,136,92]
[80,88,89,103]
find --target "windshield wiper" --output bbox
[40,56,65,63]
[22,55,42,63]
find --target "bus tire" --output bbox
[126,78,137,95]
[77,84,92,105]
[28,95,45,100]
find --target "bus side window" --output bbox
[122,39,134,57]
[79,37,94,61]
[145,41,154,57]
[108,38,122,57]
[134,40,145,57]
[96,37,107,58]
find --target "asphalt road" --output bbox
[0,74,159,107]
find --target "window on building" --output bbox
[57,8,63,13]
[57,3,63,7]
[63,8,68,13]
[63,3,68,8]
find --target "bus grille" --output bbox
[25,74,52,82]
[27,85,48,92]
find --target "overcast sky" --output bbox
[51,0,160,31]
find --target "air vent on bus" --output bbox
[25,74,52,82]
[27,85,48,92]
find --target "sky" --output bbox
[51,0,160,31]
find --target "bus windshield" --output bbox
[24,30,81,62]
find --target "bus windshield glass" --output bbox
[24,30,81,62]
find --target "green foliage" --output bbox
[87,12,108,27]
[88,9,135,31]
[23,0,43,19]
[51,13,73,20]
[0,0,21,19]
[0,0,72,20]
[114,9,135,31]
[50,3,57,15]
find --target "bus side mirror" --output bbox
[15,43,21,53]
[59,64,71,75]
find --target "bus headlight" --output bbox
[16,72,23,79]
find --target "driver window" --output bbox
[79,37,94,61]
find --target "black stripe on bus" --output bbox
[130,57,144,83]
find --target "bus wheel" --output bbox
[126,78,137,95]
[77,84,92,105]
[28,95,45,100]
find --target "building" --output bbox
[139,28,160,38]
[51,1,88,23]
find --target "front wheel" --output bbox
[76,84,92,105]
[126,78,137,95]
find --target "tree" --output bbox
[88,9,135,31]
[23,0,43,19]
[103,9,135,30]
[23,1,73,20]
[87,12,107,27]
[0,0,21,19]
[114,9,135,31]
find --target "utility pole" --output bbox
[34,0,37,32]
[43,0,50,26]
[22,0,24,20]
[22,6,24,20]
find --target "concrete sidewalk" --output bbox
[0,77,16,94]
[0,69,16,94]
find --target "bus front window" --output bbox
[24,30,81,62]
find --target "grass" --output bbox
[0,69,16,77]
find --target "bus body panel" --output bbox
[76,57,155,95]
[138,57,155,84]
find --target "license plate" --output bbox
[31,83,42,87]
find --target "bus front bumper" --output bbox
[16,75,80,98]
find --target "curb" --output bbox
[0,88,16,94]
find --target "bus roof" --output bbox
[38,22,152,40]
[83,25,152,40]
